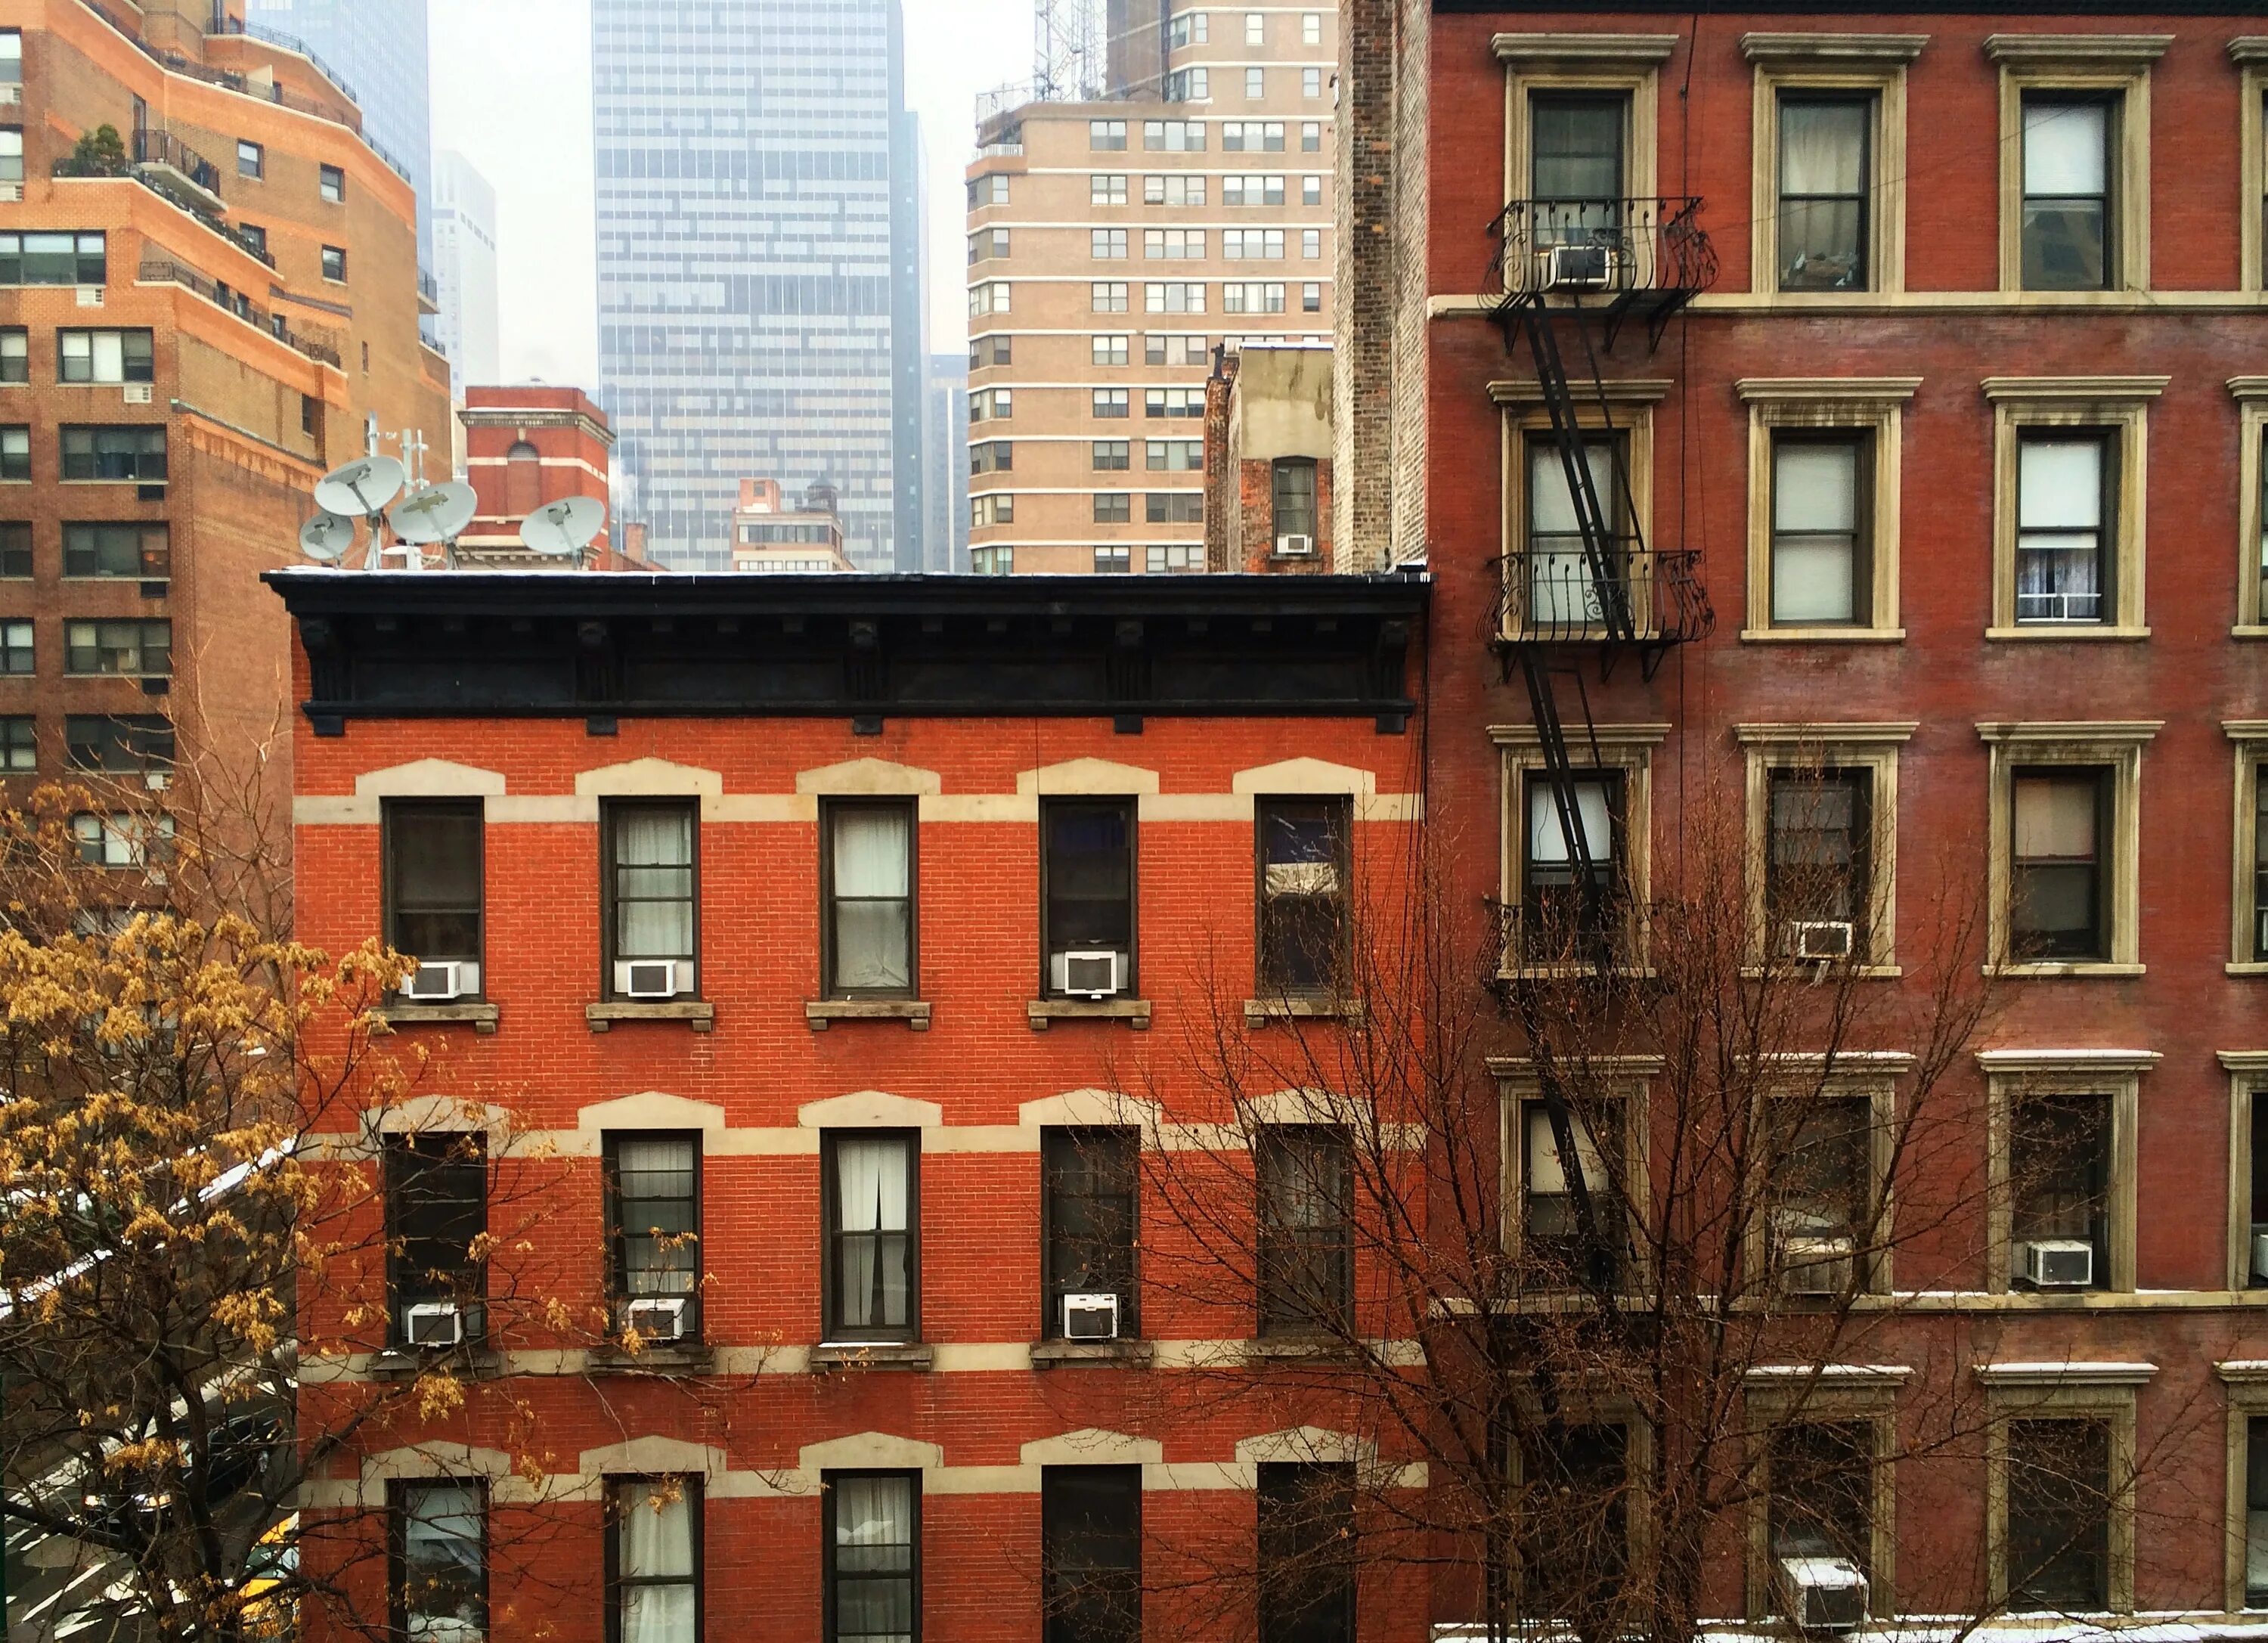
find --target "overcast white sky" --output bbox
[428,0,1027,388]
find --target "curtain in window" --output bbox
[835,1138,910,1330]
[1527,780,1613,870]
[2016,439,2104,622]
[1526,442,1617,627]
[834,1477,916,1643]
[832,808,912,991]
[401,1483,485,1643]
[618,1484,696,1643]
[615,808,693,959]
[2022,100,2109,287]
[2022,101,2108,197]
[1772,442,1860,623]
[2013,775,2096,863]
[1778,99,1867,288]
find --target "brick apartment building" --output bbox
[455,384,615,563]
[1203,341,1333,572]
[964,4,1339,576]
[0,0,446,814]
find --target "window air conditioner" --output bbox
[0,182,20,203]
[122,383,153,405]
[1788,920,1855,963]
[1276,534,1315,557]
[617,959,685,1000]
[1777,1556,1868,1633]
[401,960,476,1002]
[623,1297,688,1341]
[1778,1233,1856,1298]
[1538,241,1621,291]
[1062,1292,1121,1341]
[2250,1226,2268,1283]
[0,84,19,105]
[403,1300,464,1348]
[76,287,104,308]
[2021,1238,2094,1289]
[1051,949,1124,1000]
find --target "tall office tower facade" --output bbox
[431,150,500,398]
[965,2,1338,575]
[244,0,433,262]
[591,0,928,572]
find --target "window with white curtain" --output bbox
[1777,96,1871,291]
[607,1134,700,1335]
[824,801,916,997]
[1771,435,1868,626]
[609,1480,699,1643]
[825,1133,916,1340]
[2015,434,2110,625]
[826,1473,918,1643]
[394,1481,486,1643]
[1523,773,1621,962]
[605,801,697,995]
[2021,95,2113,290]
[1524,437,1621,631]
[2011,769,2108,960]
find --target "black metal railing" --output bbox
[418,267,439,305]
[132,126,222,197]
[1492,547,1714,648]
[138,259,343,367]
[1488,197,1717,301]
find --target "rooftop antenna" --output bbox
[297,511,356,565]
[519,496,607,568]
[1034,0,1104,101]
[393,481,478,567]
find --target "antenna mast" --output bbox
[1033,0,1103,102]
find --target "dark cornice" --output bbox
[1441,2,2239,13]
[262,570,1429,735]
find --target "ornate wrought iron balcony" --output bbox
[1492,546,1715,653]
[1487,197,1718,305]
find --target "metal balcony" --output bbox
[1491,547,1713,672]
[1488,197,1716,345]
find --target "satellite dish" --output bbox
[519,495,606,559]
[313,455,405,519]
[298,512,356,564]
[393,482,478,545]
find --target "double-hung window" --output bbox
[2004,1418,2112,1610]
[384,800,485,994]
[0,718,31,773]
[1529,94,1626,247]
[2015,432,2112,625]
[384,1133,487,1346]
[60,425,166,482]
[1765,767,1872,958]
[1523,438,1622,631]
[1256,797,1348,997]
[2008,1092,2111,1291]
[604,801,696,999]
[2254,766,2268,963]
[66,713,172,774]
[2248,1418,2268,1606]
[1042,1468,1140,1643]
[1042,798,1136,997]
[824,1474,918,1643]
[72,810,172,867]
[392,1481,486,1643]
[1519,1097,1617,1284]
[1768,1422,1873,1575]
[0,426,23,481]
[0,329,23,385]
[1521,771,1621,962]
[1520,1424,1628,1620]
[2022,95,2113,290]
[1256,1464,1355,1643]
[608,1479,700,1643]
[1256,1127,1352,1336]
[823,801,916,997]
[1770,435,1870,627]
[607,1134,700,1341]
[65,618,169,676]
[1777,96,1871,290]
[1764,1097,1871,1297]
[2010,769,2108,960]
[1272,459,1317,549]
[0,619,29,673]
[58,330,154,384]
[0,521,23,576]
[63,522,168,579]
[823,1132,917,1342]
[1042,1127,1137,1338]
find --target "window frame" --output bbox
[1494,383,1663,641]
[1988,36,2163,296]
[64,617,170,677]
[382,1130,489,1347]
[2220,1355,2268,1612]
[604,1477,702,1643]
[1256,1462,1356,1643]
[1982,1369,2144,1615]
[1984,379,2158,637]
[1040,795,1139,998]
[0,327,26,386]
[65,712,173,775]
[1254,1124,1352,1338]
[1501,1411,1650,1624]
[321,243,347,284]
[604,1131,702,1341]
[61,520,169,581]
[821,797,919,1001]
[599,798,699,1000]
[1746,1069,1900,1299]
[1270,458,1318,548]
[2224,1059,2268,1295]
[820,1129,919,1344]
[1040,1127,1139,1340]
[381,797,487,988]
[1737,724,1910,970]
[1738,379,1910,642]
[1495,722,1662,977]
[1253,794,1352,1002]
[2235,379,2268,634]
[389,1478,489,1643]
[0,519,28,577]
[2232,727,2268,972]
[1979,722,2152,975]
[59,424,166,483]
[1496,37,1669,245]
[1743,38,1919,299]
[0,715,31,773]
[57,328,154,386]
[1498,1062,1653,1291]
[1041,1465,1142,1643]
[823,1471,920,1643]
[1981,1054,2148,1296]
[1743,1372,1901,1621]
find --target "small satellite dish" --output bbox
[314,455,406,519]
[393,481,478,545]
[519,495,606,559]
[298,512,356,564]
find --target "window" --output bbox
[1303,69,1323,98]
[0,521,23,577]
[1094,493,1130,524]
[970,281,1012,315]
[1303,175,1323,206]
[0,233,106,285]
[2240,1083,2268,1291]
[1147,440,1202,472]
[0,716,28,771]
[1166,67,1208,102]
[1768,435,1870,626]
[70,811,172,868]
[0,619,27,674]
[1518,1424,1628,1620]
[1256,798,1348,997]
[66,714,172,773]
[64,618,169,676]
[1303,284,1322,313]
[236,223,267,260]
[1223,282,1285,314]
[1092,228,1127,260]
[2252,763,2268,964]
[1092,281,1129,312]
[1531,94,1627,245]
[1762,1094,1873,1297]
[607,1135,700,1339]
[2007,1090,2110,1291]
[971,546,1014,575]
[1516,1095,1619,1282]
[1092,546,1129,574]
[970,335,1012,370]
[823,1132,916,1341]
[970,440,1013,475]
[1223,121,1285,153]
[1521,771,1622,962]
[1256,1127,1351,1335]
[823,1474,917,1643]
[1257,1464,1354,1643]
[1303,12,1322,45]
[2022,95,2112,290]
[2248,1417,2268,1605]
[1092,440,1129,471]
[0,426,22,481]
[1145,281,1205,314]
[60,426,165,482]
[383,800,484,984]
[1145,492,1202,525]
[971,493,1015,528]
[62,522,167,579]
[1145,174,1206,206]
[392,1481,486,1643]
[1246,68,1266,101]
[1272,459,1317,546]
[971,388,1013,422]
[1145,388,1202,419]
[1302,229,1322,259]
[1090,119,1127,151]
[1769,1423,1873,1576]
[321,244,347,283]
[1143,119,1205,152]
[968,227,1010,263]
[1225,175,1284,207]
[1144,228,1204,259]
[1092,389,1129,420]
[0,328,24,384]
[1091,173,1126,206]
[1042,1468,1139,1643]
[1245,12,1265,45]
[0,32,17,85]
[1043,798,1136,991]
[1147,544,1201,573]
[1092,334,1129,367]
[603,801,696,997]
[1777,96,1871,290]
[2015,432,2112,625]
[1042,1128,1137,1336]
[233,138,262,179]
[607,1479,699,1643]
[1301,122,1322,153]
[1765,768,1872,957]
[2005,1419,2111,1610]
[320,163,344,203]
[384,1133,487,1341]
[824,801,916,997]
[970,173,1010,208]
[2011,769,2108,960]
[1145,334,1207,367]
[1168,10,1207,48]
[1523,436,1622,631]
[1224,229,1284,260]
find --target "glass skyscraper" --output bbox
[591,0,928,571]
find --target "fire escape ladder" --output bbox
[1507,293,1639,649]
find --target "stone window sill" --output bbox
[587,1342,714,1373]
[1029,1338,1155,1369]
[810,1341,934,1371]
[806,999,933,1031]
[1990,961,2146,979]
[365,1344,504,1381]
[1984,625,2151,642]
[586,1000,715,1032]
[1028,997,1152,1031]
[1244,1336,1356,1363]
[1244,997,1365,1024]
[2229,962,2268,977]
[376,1002,500,1034]
[1740,626,1907,644]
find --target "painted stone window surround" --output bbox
[2238,41,2268,297]
[1978,1049,2154,1298]
[1491,378,1667,640]
[1736,723,1916,973]
[2235,377,2268,635]
[1737,379,1916,641]
[1743,1365,1907,1620]
[1977,721,2157,975]
[2229,724,2268,975]
[1491,722,1666,978]
[1492,33,1673,214]
[1978,1359,2150,1614]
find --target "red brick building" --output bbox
[1204,344,1335,575]
[455,383,656,569]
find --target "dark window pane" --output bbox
[1044,800,1135,981]
[386,801,485,966]
[609,1134,700,1335]
[2006,1419,2110,1610]
[1043,1468,1140,1643]
[2011,770,2107,960]
[1771,1423,1872,1573]
[1530,95,1625,244]
[1257,1128,1351,1335]
[1519,1425,1626,1625]
[1258,798,1348,995]
[1765,768,1870,947]
[1043,1128,1137,1335]
[386,1135,487,1341]
[827,1474,916,1643]
[1258,1464,1353,1643]
[2009,1093,2110,1290]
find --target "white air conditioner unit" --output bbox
[1538,241,1622,291]
[616,959,686,1000]
[401,959,476,1002]
[403,1300,463,1348]
[1051,949,1124,1000]
[76,286,104,308]
[0,182,20,203]
[2249,1226,2268,1283]
[1778,1233,1856,1297]
[1778,1556,1867,1633]
[1062,1292,1121,1341]
[1275,534,1315,557]
[1788,920,1855,962]
[122,383,153,405]
[623,1296,688,1341]
[144,770,169,791]
[2021,1238,2095,1289]
[0,84,20,105]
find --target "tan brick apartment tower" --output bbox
[965,2,1338,575]
[0,0,447,812]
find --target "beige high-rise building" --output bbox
[964,4,1337,575]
